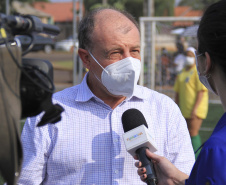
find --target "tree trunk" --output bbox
[102,0,107,5]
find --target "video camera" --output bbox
[0,14,64,185]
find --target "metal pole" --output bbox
[79,0,83,21]
[6,0,10,15]
[146,0,154,89]
[78,0,83,83]
[102,0,107,5]
[139,20,145,86]
[73,0,78,85]
[148,0,154,16]
[151,21,156,90]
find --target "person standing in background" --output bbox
[172,38,186,82]
[160,47,171,85]
[135,1,226,184]
[174,47,208,159]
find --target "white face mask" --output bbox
[89,52,141,98]
[185,56,195,66]
[195,55,216,94]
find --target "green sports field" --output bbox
[199,103,224,143]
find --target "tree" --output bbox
[179,0,219,10]
[84,0,175,21]
[0,0,49,14]
[154,0,175,16]
[124,0,144,20]
[84,0,127,11]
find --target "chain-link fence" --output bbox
[139,16,220,102]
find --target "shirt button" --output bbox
[114,170,119,174]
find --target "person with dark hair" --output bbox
[160,47,171,85]
[171,36,186,82]
[135,1,226,184]
[18,7,195,184]
[173,45,186,76]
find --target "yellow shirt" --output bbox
[174,65,208,119]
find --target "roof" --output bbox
[175,6,191,16]
[174,6,203,27]
[174,6,203,17]
[12,1,51,18]
[182,25,199,37]
[33,2,80,22]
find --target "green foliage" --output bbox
[113,1,125,10]
[0,175,4,185]
[89,3,110,10]
[200,103,224,142]
[89,1,125,11]
[124,0,144,21]
[84,0,105,11]
[179,0,219,10]
[155,0,175,16]
[84,0,175,20]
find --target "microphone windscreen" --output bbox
[122,108,148,132]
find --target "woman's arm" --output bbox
[134,149,189,185]
[191,90,204,118]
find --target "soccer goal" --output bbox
[138,16,222,142]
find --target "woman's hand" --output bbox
[134,149,189,185]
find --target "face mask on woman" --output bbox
[195,54,216,94]
[89,51,141,98]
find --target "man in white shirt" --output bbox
[18,7,195,185]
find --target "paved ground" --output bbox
[24,51,73,62]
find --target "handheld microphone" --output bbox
[121,108,158,185]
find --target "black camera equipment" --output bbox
[0,14,64,185]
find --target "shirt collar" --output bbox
[128,85,146,101]
[75,73,95,102]
[75,73,145,102]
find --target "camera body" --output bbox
[0,14,63,185]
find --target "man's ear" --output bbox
[78,48,91,70]
[204,52,212,74]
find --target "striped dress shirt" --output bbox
[18,73,195,185]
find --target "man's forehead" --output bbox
[95,9,125,21]
[94,9,135,27]
[94,9,135,31]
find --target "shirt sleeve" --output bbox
[187,140,226,184]
[17,115,52,185]
[167,103,195,175]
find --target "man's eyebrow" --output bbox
[102,45,141,57]
[131,45,141,49]
[103,47,122,56]
[104,45,140,53]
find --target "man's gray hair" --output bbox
[78,7,139,51]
